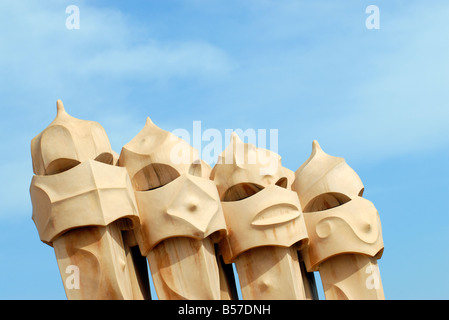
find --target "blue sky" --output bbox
[0,0,448,299]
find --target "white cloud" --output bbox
[2,0,449,218]
[78,41,232,80]
[217,1,449,166]
[0,0,233,218]
[0,1,232,88]
[309,2,449,164]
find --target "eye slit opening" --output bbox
[222,183,264,202]
[45,158,81,175]
[358,188,365,197]
[275,177,288,188]
[132,163,180,191]
[303,192,351,213]
[188,162,202,177]
[95,152,113,165]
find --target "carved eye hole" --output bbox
[132,163,180,191]
[303,192,351,213]
[95,152,113,165]
[188,162,202,177]
[275,177,288,188]
[189,160,213,179]
[358,188,365,197]
[45,159,81,175]
[222,183,264,202]
[45,152,114,175]
[222,177,288,202]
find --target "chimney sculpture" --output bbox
[30,100,146,299]
[29,103,385,300]
[118,117,232,299]
[293,141,384,299]
[211,133,309,299]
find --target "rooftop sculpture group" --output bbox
[29,100,384,300]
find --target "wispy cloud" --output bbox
[298,1,449,164]
[200,1,449,167]
[1,0,449,219]
[0,0,233,218]
[0,1,233,94]
[78,41,232,80]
